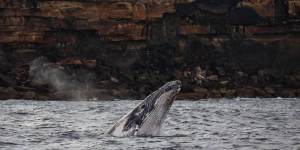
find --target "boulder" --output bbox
[207,75,218,81]
[194,66,206,80]
[35,95,51,101]
[111,88,131,98]
[177,92,208,100]
[236,87,255,97]
[0,73,16,86]
[280,90,296,97]
[176,85,209,99]
[0,87,18,100]
[250,75,258,83]
[237,71,245,78]
[85,60,97,69]
[193,87,209,98]
[210,90,222,98]
[21,91,36,99]
[295,74,300,81]
[219,88,236,97]
[110,76,119,83]
[294,89,300,97]
[254,88,268,97]
[219,80,229,85]
[264,87,275,95]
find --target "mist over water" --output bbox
[29,57,96,100]
[0,98,299,150]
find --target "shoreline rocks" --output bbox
[1,85,299,101]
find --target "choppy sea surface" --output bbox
[0,98,300,150]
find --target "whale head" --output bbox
[107,80,181,137]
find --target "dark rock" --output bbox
[21,91,36,99]
[219,88,236,97]
[252,88,268,97]
[192,87,209,98]
[178,0,238,16]
[0,73,16,87]
[280,90,296,97]
[181,81,194,92]
[85,60,97,68]
[236,71,245,78]
[295,74,300,81]
[110,76,119,83]
[0,87,18,100]
[175,70,183,79]
[294,89,300,97]
[183,70,192,78]
[219,80,229,85]
[0,49,10,71]
[207,75,218,81]
[229,6,264,26]
[35,95,50,100]
[193,66,206,81]
[210,90,222,98]
[250,75,258,83]
[111,88,131,98]
[177,92,207,100]
[264,87,275,95]
[215,66,225,76]
[237,87,255,97]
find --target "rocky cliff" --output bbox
[0,0,300,100]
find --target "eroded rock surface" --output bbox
[0,0,299,100]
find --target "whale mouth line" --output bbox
[107,80,181,137]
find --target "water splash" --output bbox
[29,57,96,100]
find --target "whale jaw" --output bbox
[107,80,181,137]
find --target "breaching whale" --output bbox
[107,80,181,137]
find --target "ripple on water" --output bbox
[58,130,81,140]
[9,112,35,115]
[0,141,19,146]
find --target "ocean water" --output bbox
[0,98,299,150]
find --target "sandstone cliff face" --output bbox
[0,0,300,100]
[0,0,175,43]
